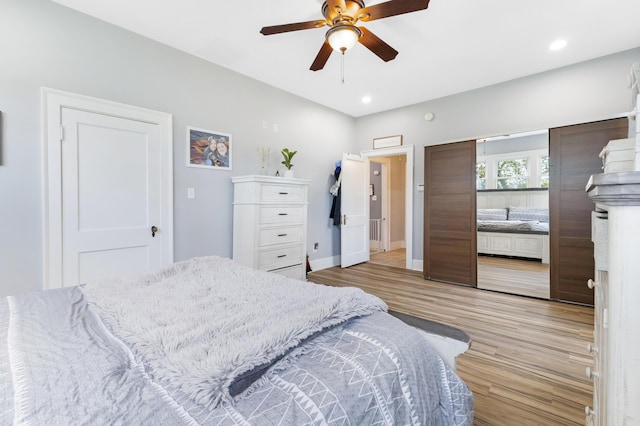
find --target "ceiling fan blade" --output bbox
[260,20,326,36]
[358,27,398,62]
[310,41,333,71]
[358,0,430,22]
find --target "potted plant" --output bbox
[281,148,297,178]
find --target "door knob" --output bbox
[151,225,158,237]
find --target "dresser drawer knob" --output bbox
[587,279,597,289]
[278,213,288,216]
[277,254,287,258]
[586,343,599,354]
[585,367,599,379]
[278,192,289,195]
[277,233,288,237]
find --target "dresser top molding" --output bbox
[586,171,640,206]
[232,175,311,185]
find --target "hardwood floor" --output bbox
[308,263,594,426]
[369,248,406,268]
[370,251,551,299]
[478,255,550,299]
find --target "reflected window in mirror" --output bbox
[476,129,549,191]
[476,161,486,190]
[540,155,550,188]
[497,157,528,189]
[477,149,547,190]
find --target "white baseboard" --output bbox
[390,240,406,251]
[309,254,423,272]
[411,259,423,271]
[309,255,340,272]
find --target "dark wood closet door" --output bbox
[424,141,477,286]
[549,118,628,304]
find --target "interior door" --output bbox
[60,107,167,286]
[341,153,370,268]
[549,117,628,304]
[424,141,477,286]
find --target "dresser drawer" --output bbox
[592,212,609,271]
[258,225,303,247]
[270,264,305,280]
[258,245,303,270]
[260,184,305,203]
[259,206,304,224]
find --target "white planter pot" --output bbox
[284,169,294,178]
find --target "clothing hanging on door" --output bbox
[329,161,342,226]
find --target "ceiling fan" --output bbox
[260,0,431,71]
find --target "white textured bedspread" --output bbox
[1,256,474,425]
[4,287,194,425]
[82,256,387,409]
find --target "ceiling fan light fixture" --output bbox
[326,25,362,53]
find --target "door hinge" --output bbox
[60,125,65,142]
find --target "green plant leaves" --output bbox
[281,148,297,170]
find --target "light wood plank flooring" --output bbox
[478,256,550,299]
[370,248,406,268]
[308,263,594,426]
[370,251,551,299]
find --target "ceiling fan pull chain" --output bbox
[341,52,345,84]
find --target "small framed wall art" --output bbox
[373,134,402,149]
[187,126,232,170]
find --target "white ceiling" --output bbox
[51,0,640,117]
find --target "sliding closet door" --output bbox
[424,141,477,286]
[549,118,628,304]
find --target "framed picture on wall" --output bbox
[187,126,232,170]
[373,134,402,149]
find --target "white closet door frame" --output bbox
[42,88,174,290]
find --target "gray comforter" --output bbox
[0,260,473,425]
[477,219,549,234]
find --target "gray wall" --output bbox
[478,132,549,156]
[355,47,640,264]
[1,0,638,295]
[389,156,406,244]
[369,162,382,220]
[0,0,356,296]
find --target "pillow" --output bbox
[508,206,549,222]
[477,208,508,221]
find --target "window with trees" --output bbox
[497,158,528,189]
[477,149,548,190]
[539,155,549,188]
[476,162,486,190]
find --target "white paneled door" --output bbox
[44,89,173,289]
[340,153,370,268]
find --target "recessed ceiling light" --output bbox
[362,96,372,104]
[549,39,567,51]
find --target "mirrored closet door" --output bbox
[475,130,550,299]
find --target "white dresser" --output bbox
[585,171,640,426]
[232,175,310,280]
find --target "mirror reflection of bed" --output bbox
[476,130,550,299]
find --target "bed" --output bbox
[477,207,550,263]
[0,256,473,425]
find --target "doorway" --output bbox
[362,145,414,270]
[368,156,407,268]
